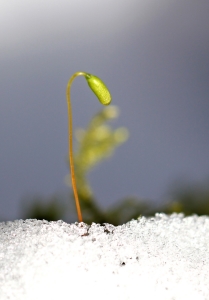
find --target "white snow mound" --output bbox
[0,213,209,300]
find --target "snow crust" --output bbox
[0,213,209,300]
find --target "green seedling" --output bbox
[66,71,112,222]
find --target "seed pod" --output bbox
[85,73,112,105]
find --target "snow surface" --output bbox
[0,213,209,300]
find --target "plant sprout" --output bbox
[66,71,112,222]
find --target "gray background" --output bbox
[1,0,209,221]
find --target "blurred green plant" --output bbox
[64,105,142,224]
[21,175,209,224]
[20,194,67,222]
[162,180,209,216]
[65,105,128,200]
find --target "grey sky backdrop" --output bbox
[1,0,209,221]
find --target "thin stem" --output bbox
[66,71,87,222]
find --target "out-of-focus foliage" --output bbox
[21,177,209,224]
[20,194,68,222]
[65,105,129,200]
[162,180,209,216]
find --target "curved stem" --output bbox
[66,71,87,222]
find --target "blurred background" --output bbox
[0,0,209,224]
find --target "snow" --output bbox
[0,213,209,299]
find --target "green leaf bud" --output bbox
[85,73,112,105]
